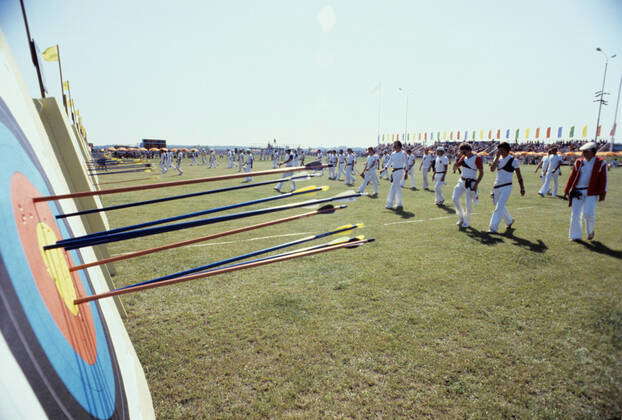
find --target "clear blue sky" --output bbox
[1,0,621,147]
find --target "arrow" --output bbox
[74,238,374,305]
[57,173,319,219]
[89,168,152,176]
[47,191,364,251]
[116,223,364,290]
[34,160,326,202]
[51,185,328,248]
[68,204,346,272]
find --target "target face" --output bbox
[0,99,128,418]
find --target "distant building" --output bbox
[141,138,166,149]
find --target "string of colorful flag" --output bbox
[381,124,617,143]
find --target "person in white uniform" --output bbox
[327,151,337,180]
[488,142,525,233]
[272,150,280,169]
[345,148,356,185]
[174,151,184,175]
[159,151,168,173]
[538,147,562,197]
[242,150,254,182]
[452,143,484,228]
[534,153,550,191]
[380,151,390,180]
[336,150,346,181]
[420,149,435,190]
[564,142,608,241]
[384,141,408,210]
[274,149,297,192]
[433,147,449,205]
[226,149,234,168]
[357,147,380,196]
[316,149,324,176]
[400,149,417,189]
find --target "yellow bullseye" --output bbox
[37,223,79,315]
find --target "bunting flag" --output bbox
[443,131,447,140]
[569,126,575,138]
[62,81,70,91]
[463,130,468,141]
[424,132,427,141]
[581,125,587,137]
[41,45,59,62]
[496,129,500,139]
[546,127,551,138]
[450,131,453,140]
[456,131,460,140]
[487,130,492,139]
[535,127,540,138]
[505,129,510,139]
[472,130,476,140]
[596,125,601,137]
[525,128,530,139]
[437,132,441,141]
[430,132,434,141]
[557,126,563,138]
[515,128,520,141]
[611,123,617,136]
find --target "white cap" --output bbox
[579,142,597,151]
[436,147,445,152]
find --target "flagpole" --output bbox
[377,83,382,145]
[56,44,68,114]
[19,0,45,97]
[612,73,621,147]
[66,83,75,123]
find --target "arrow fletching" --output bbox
[304,160,322,169]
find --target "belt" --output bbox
[575,187,587,190]
[493,182,512,189]
[434,171,447,174]
[392,168,404,172]
[461,177,475,181]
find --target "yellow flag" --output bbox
[479,129,483,140]
[42,45,59,62]
[69,99,74,107]
[581,125,588,137]
[525,128,530,139]
[63,81,70,91]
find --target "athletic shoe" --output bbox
[587,232,595,240]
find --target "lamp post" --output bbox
[594,48,616,141]
[611,73,621,147]
[398,88,409,143]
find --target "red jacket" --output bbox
[564,157,607,198]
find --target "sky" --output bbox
[1,0,622,148]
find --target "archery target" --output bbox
[0,98,129,418]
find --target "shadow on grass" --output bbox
[503,228,548,253]
[576,240,622,260]
[394,208,416,219]
[463,227,503,246]
[437,204,456,214]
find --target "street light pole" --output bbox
[594,48,616,141]
[398,88,409,142]
[611,73,621,147]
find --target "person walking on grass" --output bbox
[274,149,297,193]
[564,142,608,241]
[433,147,449,206]
[384,141,408,211]
[538,147,562,197]
[488,142,525,233]
[357,147,380,196]
[452,143,483,228]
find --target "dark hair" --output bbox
[498,142,511,151]
[393,141,402,149]
[458,142,472,151]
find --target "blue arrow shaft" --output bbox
[118,226,355,290]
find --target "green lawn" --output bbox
[99,158,622,418]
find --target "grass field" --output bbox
[98,158,622,418]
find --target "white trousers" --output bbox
[227,159,233,168]
[452,179,476,225]
[174,160,183,175]
[434,173,446,204]
[337,163,345,180]
[569,191,597,240]
[275,171,296,191]
[386,169,405,207]
[380,168,388,179]
[328,165,336,179]
[272,160,278,169]
[539,173,559,196]
[401,167,415,188]
[489,185,513,231]
[422,168,430,189]
[358,171,379,194]
[243,165,252,182]
[345,166,354,184]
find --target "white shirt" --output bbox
[422,154,435,168]
[365,154,379,170]
[434,155,449,173]
[576,157,595,189]
[386,150,407,170]
[346,154,356,165]
[540,155,550,173]
[459,154,480,179]
[494,155,520,185]
[546,154,561,175]
[406,154,416,169]
[337,154,345,164]
[285,153,296,167]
